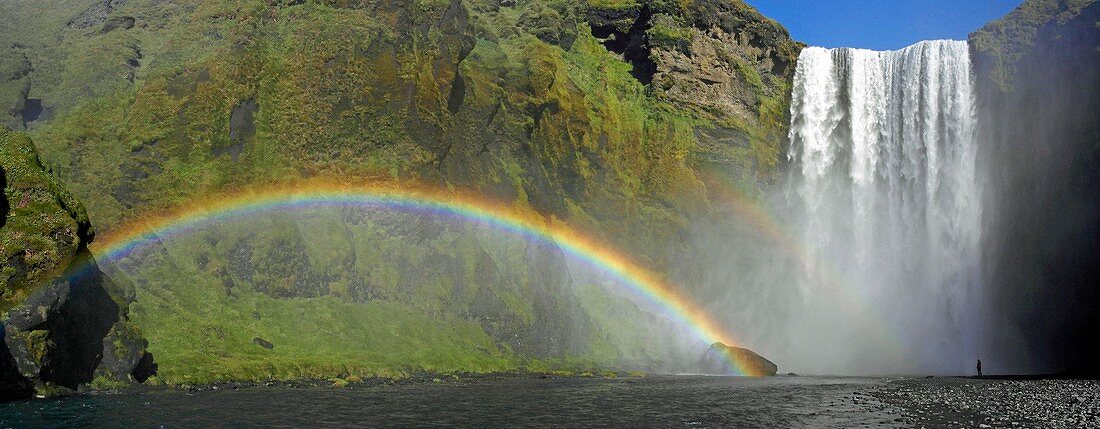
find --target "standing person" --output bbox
[977,359,983,377]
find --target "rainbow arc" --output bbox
[88,180,765,376]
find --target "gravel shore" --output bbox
[872,377,1100,428]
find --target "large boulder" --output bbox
[697,342,777,376]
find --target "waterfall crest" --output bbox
[784,41,982,374]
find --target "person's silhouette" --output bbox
[977,359,983,377]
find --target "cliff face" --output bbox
[970,0,1100,374]
[1,127,152,400]
[0,0,799,386]
[584,0,802,177]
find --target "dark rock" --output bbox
[697,342,777,376]
[95,320,148,381]
[252,337,274,350]
[586,2,642,35]
[217,100,257,161]
[0,332,34,401]
[446,72,465,114]
[2,252,153,395]
[649,0,802,129]
[2,279,70,331]
[1,47,33,129]
[130,351,157,383]
[586,3,654,83]
[68,0,128,30]
[100,16,136,34]
[1,130,153,401]
[20,99,43,125]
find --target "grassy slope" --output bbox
[1,0,796,384]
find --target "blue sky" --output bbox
[748,1,1024,50]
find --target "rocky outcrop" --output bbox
[1,127,153,400]
[651,0,801,124]
[581,0,802,176]
[1,128,91,304]
[0,46,32,130]
[67,0,128,30]
[970,0,1100,374]
[697,342,777,376]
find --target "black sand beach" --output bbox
[872,376,1100,428]
[2,375,1098,428]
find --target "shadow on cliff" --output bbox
[974,1,1100,375]
[1,250,155,398]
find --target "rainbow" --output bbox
[88,180,765,376]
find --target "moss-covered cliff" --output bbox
[0,0,801,389]
[1,127,151,400]
[970,0,1100,374]
[1,128,91,307]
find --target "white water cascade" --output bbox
[783,41,983,374]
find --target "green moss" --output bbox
[647,18,693,50]
[1,128,91,310]
[120,215,525,384]
[2,0,799,383]
[89,375,131,390]
[33,382,72,399]
[22,330,51,365]
[586,0,640,11]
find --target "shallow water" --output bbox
[0,376,903,428]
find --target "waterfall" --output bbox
[783,41,982,374]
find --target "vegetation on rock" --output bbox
[0,0,801,387]
[1,128,152,400]
[0,127,91,310]
[970,0,1096,92]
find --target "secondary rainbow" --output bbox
[88,181,764,376]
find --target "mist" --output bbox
[681,41,985,376]
[973,2,1100,375]
[682,3,1100,376]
